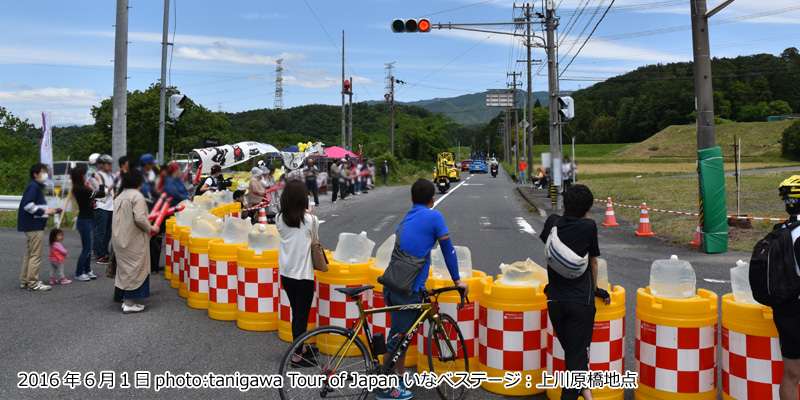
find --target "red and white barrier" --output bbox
[593,198,786,222]
[237,267,280,314]
[480,308,547,371]
[209,260,237,305]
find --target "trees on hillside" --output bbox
[0,106,38,193]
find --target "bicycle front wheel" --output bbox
[278,325,372,400]
[427,313,470,400]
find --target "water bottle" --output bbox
[221,217,251,244]
[596,258,609,291]
[176,202,202,227]
[730,260,757,304]
[431,246,472,280]
[189,212,223,238]
[374,234,396,270]
[649,255,696,298]
[332,232,375,264]
[497,258,547,287]
[248,224,280,255]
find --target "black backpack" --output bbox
[749,221,800,308]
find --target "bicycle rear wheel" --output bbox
[278,325,372,400]
[427,313,470,400]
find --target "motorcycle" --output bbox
[491,164,498,178]
[435,176,450,193]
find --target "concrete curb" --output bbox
[517,187,547,218]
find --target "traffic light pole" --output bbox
[158,0,169,165]
[341,31,346,149]
[545,6,561,211]
[508,72,521,179]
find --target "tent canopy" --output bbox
[324,146,357,159]
[281,145,299,152]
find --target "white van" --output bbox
[52,161,89,195]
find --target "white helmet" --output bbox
[88,153,100,164]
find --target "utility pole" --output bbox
[525,3,534,182]
[508,72,521,179]
[157,0,169,165]
[384,62,396,157]
[112,0,129,172]
[341,31,346,149]
[348,76,353,151]
[545,2,561,211]
[390,78,395,156]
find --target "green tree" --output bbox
[0,106,38,193]
[769,100,793,115]
[738,102,770,122]
[782,119,800,161]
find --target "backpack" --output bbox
[195,176,214,196]
[544,226,588,279]
[749,221,800,308]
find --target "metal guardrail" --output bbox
[0,195,22,211]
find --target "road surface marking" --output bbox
[318,220,326,224]
[479,217,491,227]
[703,278,729,283]
[463,184,484,186]
[373,215,396,231]
[433,181,466,209]
[515,217,536,235]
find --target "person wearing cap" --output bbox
[302,158,320,207]
[329,159,341,204]
[199,164,222,194]
[248,167,266,218]
[93,154,115,267]
[264,165,280,223]
[382,160,389,186]
[139,154,157,184]
[163,162,189,206]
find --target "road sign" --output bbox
[519,119,529,128]
[486,90,514,108]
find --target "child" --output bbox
[233,189,248,220]
[49,229,72,285]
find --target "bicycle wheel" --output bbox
[427,313,470,400]
[278,325,372,400]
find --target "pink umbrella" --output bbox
[324,146,358,159]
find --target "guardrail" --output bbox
[0,195,22,211]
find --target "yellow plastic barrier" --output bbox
[228,202,242,218]
[721,293,785,400]
[187,236,214,309]
[315,259,372,356]
[207,239,242,321]
[236,246,280,332]
[278,271,318,343]
[367,263,417,368]
[478,276,547,396]
[177,227,191,299]
[417,270,486,374]
[165,218,175,280]
[170,223,186,290]
[547,285,626,400]
[635,287,718,400]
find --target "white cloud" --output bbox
[76,30,330,52]
[21,109,94,127]
[281,69,379,89]
[0,87,105,107]
[5,83,32,90]
[174,42,308,65]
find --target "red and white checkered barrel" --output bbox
[208,239,242,321]
[367,263,419,367]
[278,275,318,343]
[546,285,626,400]
[170,224,186,290]
[236,247,280,332]
[165,218,174,280]
[477,277,548,396]
[417,270,486,374]
[315,259,372,356]
[720,293,797,400]
[187,236,214,310]
[178,227,191,298]
[634,287,718,400]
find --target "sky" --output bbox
[1,0,798,127]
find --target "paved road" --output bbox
[665,165,799,178]
[0,169,749,399]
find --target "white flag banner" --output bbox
[280,142,325,171]
[192,141,280,174]
[39,112,54,182]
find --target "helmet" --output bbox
[779,175,800,200]
[88,153,100,164]
[97,154,113,164]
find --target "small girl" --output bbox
[49,229,72,285]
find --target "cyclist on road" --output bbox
[380,178,469,400]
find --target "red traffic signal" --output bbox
[391,18,431,33]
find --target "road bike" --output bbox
[278,285,470,400]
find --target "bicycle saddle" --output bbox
[336,285,374,298]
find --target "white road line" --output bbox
[479,217,491,227]
[703,278,729,283]
[373,215,396,231]
[318,220,326,224]
[515,217,536,235]
[433,181,467,209]
[463,183,484,186]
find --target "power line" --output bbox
[417,0,497,18]
[560,0,615,76]
[168,0,177,87]
[559,0,607,65]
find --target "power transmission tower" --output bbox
[274,59,284,110]
[508,71,521,179]
[385,62,396,156]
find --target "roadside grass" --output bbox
[532,143,632,158]
[0,211,78,230]
[577,161,799,179]
[583,171,790,252]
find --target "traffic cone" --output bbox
[230,211,240,219]
[689,222,702,246]
[257,208,268,225]
[602,197,619,227]
[635,203,655,236]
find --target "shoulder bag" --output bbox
[310,215,328,272]
[378,218,429,296]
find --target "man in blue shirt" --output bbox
[18,163,59,291]
[379,178,468,400]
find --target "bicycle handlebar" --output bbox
[427,286,470,311]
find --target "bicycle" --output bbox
[278,285,470,400]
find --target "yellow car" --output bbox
[447,163,461,182]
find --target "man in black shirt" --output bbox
[539,184,610,400]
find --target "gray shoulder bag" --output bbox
[377,218,429,296]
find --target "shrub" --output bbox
[782,119,800,161]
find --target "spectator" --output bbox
[354,161,362,194]
[72,165,102,282]
[232,190,248,220]
[48,229,71,285]
[378,179,468,399]
[339,160,349,201]
[93,154,115,267]
[113,169,159,314]
[539,184,609,400]
[198,164,222,194]
[562,156,574,192]
[115,155,131,194]
[533,168,548,189]
[264,166,280,223]
[18,163,59,291]
[518,158,528,184]
[329,159,340,204]
[381,160,389,186]
[348,161,358,196]
[163,162,189,206]
[303,158,320,207]
[248,167,266,209]
[277,180,318,367]
[139,154,157,206]
[360,159,370,194]
[369,160,376,189]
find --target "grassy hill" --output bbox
[616,120,794,160]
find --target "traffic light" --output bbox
[391,18,431,33]
[557,96,574,120]
[169,94,187,121]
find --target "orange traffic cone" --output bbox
[257,208,268,225]
[635,203,655,236]
[230,211,240,219]
[689,222,702,246]
[602,197,619,227]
